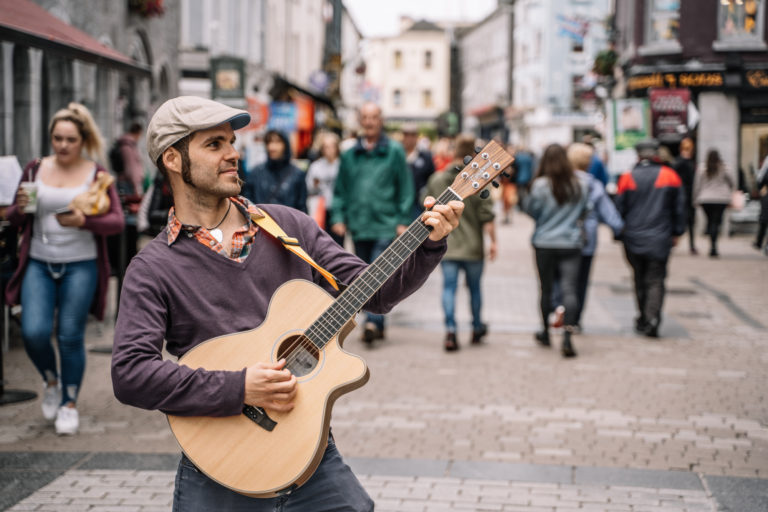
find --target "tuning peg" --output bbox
[463,155,472,165]
[479,189,490,199]
[501,171,511,178]
[454,165,462,172]
[474,145,483,153]
[491,180,500,188]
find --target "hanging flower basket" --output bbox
[128,0,165,18]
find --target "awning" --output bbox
[0,0,150,76]
[269,75,336,111]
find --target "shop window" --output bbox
[715,0,767,50]
[638,0,682,56]
[394,50,402,69]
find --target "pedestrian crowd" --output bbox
[1,97,765,446]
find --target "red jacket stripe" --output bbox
[655,165,682,188]
[617,172,637,194]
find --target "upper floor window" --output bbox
[715,0,767,50]
[394,50,403,69]
[646,0,680,45]
[393,89,402,107]
[423,89,433,108]
[424,50,432,69]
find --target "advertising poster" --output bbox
[613,98,651,151]
[650,88,690,142]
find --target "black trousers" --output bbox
[624,248,668,324]
[701,203,727,252]
[535,247,581,329]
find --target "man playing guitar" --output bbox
[111,96,464,511]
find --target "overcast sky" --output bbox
[344,0,499,38]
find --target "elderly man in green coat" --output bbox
[331,102,414,345]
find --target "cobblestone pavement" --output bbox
[1,214,767,510]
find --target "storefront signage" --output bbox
[628,71,724,92]
[745,70,768,89]
[211,57,245,99]
[268,102,297,132]
[649,88,689,142]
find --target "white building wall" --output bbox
[339,8,364,129]
[366,27,450,123]
[511,0,611,152]
[460,10,511,131]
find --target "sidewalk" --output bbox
[1,213,767,511]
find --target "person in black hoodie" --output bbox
[673,137,697,254]
[242,130,307,213]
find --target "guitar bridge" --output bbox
[242,405,277,431]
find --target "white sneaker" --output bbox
[54,406,79,435]
[41,384,61,421]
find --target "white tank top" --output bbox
[29,166,98,263]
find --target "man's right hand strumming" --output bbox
[244,359,297,412]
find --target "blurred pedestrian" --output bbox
[426,134,497,351]
[331,102,414,345]
[552,143,624,332]
[242,129,307,213]
[673,137,698,254]
[753,154,768,254]
[402,122,435,219]
[583,136,608,187]
[523,144,589,358]
[3,102,124,434]
[693,149,734,258]
[306,131,344,246]
[107,121,145,285]
[513,146,535,211]
[111,96,462,510]
[432,136,454,172]
[615,140,686,338]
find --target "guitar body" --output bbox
[167,279,368,497]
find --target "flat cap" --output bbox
[634,139,660,153]
[147,96,250,162]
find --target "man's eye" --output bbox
[209,141,220,148]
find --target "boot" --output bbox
[534,330,551,347]
[561,329,577,358]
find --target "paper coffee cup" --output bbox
[20,182,38,214]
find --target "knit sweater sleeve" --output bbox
[111,253,246,417]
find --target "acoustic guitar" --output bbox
[167,140,514,497]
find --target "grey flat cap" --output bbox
[147,96,250,162]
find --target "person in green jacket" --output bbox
[331,102,414,345]
[425,134,497,351]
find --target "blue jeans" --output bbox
[353,238,392,331]
[441,260,484,332]
[172,436,373,511]
[21,258,98,405]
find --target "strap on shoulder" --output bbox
[251,210,345,291]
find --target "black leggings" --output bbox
[535,248,581,330]
[701,203,727,251]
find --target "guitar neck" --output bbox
[305,187,461,348]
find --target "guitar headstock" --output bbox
[449,141,514,200]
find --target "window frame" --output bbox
[713,0,767,51]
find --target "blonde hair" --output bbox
[567,142,593,172]
[49,102,105,163]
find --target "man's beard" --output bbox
[183,161,243,197]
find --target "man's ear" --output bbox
[162,147,181,175]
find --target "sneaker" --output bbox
[54,406,79,435]
[548,306,565,329]
[41,384,61,421]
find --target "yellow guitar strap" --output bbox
[250,210,344,291]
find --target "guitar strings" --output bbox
[281,187,460,371]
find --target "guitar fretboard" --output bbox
[303,187,461,349]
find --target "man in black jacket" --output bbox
[615,140,686,338]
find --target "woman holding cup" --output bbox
[3,103,124,435]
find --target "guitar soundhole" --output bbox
[278,335,319,377]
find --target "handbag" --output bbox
[729,191,745,210]
[71,171,114,216]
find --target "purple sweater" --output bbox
[111,204,446,417]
